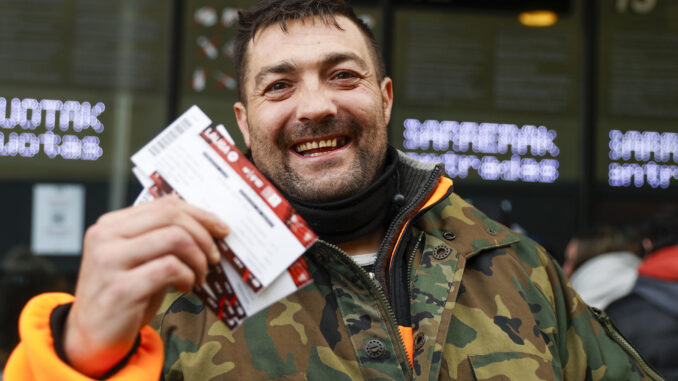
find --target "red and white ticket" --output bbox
[130,105,317,330]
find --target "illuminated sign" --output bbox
[403,119,561,183]
[0,97,105,160]
[608,129,678,188]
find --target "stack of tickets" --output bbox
[131,106,317,330]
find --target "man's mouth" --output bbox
[293,136,350,157]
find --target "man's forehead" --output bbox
[244,16,371,73]
[251,15,356,45]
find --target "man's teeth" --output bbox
[295,137,342,154]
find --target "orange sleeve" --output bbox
[4,293,164,381]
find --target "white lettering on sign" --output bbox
[608,129,678,188]
[403,119,560,183]
[0,97,105,160]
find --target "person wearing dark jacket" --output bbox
[606,209,678,380]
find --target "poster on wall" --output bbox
[31,184,85,255]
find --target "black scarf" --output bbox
[286,146,401,244]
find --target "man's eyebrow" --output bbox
[253,52,369,88]
[254,61,296,89]
[323,52,368,71]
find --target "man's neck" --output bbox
[338,227,385,256]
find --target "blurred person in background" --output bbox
[562,226,641,310]
[606,208,678,380]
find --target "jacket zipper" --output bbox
[375,166,443,300]
[312,161,444,378]
[318,240,414,380]
[374,164,444,285]
[590,308,664,381]
[371,164,442,373]
[406,232,425,298]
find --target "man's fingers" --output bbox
[126,255,196,301]
[99,196,230,241]
[181,201,231,238]
[92,196,227,264]
[113,226,212,282]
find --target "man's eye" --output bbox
[266,82,289,92]
[334,71,357,80]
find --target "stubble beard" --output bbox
[251,112,387,202]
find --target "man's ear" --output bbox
[234,101,251,148]
[380,77,394,125]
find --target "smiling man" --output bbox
[234,16,391,202]
[5,0,663,380]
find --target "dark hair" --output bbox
[641,207,678,254]
[233,0,385,103]
[571,225,639,272]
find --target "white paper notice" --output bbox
[31,184,85,255]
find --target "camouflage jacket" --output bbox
[153,152,662,381]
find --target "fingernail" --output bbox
[210,245,221,264]
[217,221,230,236]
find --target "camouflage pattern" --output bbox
[152,163,661,380]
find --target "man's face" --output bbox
[234,16,393,201]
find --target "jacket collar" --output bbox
[373,151,446,282]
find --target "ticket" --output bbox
[132,106,317,289]
[130,105,317,330]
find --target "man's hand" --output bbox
[63,195,229,377]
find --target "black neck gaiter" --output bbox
[285,146,400,244]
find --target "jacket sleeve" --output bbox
[3,292,164,381]
[527,242,664,381]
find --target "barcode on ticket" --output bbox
[148,117,194,157]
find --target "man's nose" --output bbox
[295,81,337,123]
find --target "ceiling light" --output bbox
[519,10,558,27]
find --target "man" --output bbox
[5,0,662,379]
[606,209,678,380]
